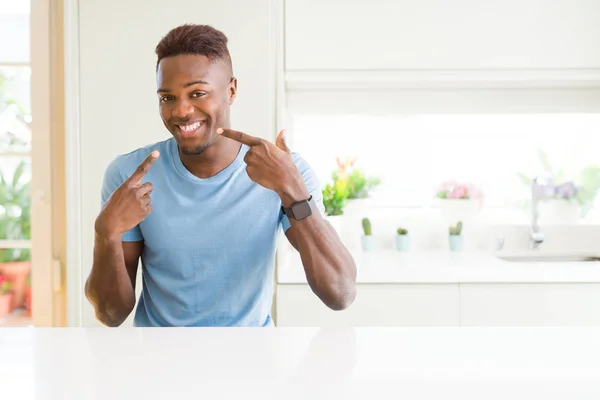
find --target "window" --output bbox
[0,0,32,323]
[289,111,600,224]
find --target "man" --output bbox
[85,24,357,327]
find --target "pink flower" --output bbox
[449,186,467,199]
[436,180,483,200]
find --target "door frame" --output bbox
[63,0,83,327]
[30,0,70,326]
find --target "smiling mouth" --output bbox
[175,121,206,138]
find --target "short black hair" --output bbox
[155,24,232,72]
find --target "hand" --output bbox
[217,128,309,206]
[95,150,159,239]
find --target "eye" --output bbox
[191,92,206,98]
[160,95,174,103]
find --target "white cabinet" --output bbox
[459,283,600,326]
[276,282,600,327]
[285,0,600,72]
[275,284,460,326]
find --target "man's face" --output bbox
[157,54,236,155]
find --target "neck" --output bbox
[178,136,241,179]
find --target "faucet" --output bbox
[530,176,547,250]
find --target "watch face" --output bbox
[292,200,313,219]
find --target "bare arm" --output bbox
[85,150,159,327]
[85,237,142,327]
[216,128,357,311]
[285,210,357,310]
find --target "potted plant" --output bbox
[448,221,463,252]
[0,159,32,312]
[395,227,409,252]
[0,273,13,317]
[335,156,380,213]
[518,149,600,223]
[361,217,376,252]
[436,180,482,224]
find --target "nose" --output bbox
[172,98,194,119]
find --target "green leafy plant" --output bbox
[0,274,12,295]
[322,178,349,216]
[448,221,462,236]
[0,159,31,262]
[333,156,380,199]
[397,227,408,235]
[346,169,381,199]
[362,217,372,236]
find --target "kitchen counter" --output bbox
[277,250,600,284]
[2,327,600,399]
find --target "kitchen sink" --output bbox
[496,254,600,262]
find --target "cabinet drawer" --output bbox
[460,283,600,326]
[275,284,459,326]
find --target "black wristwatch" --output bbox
[281,195,315,220]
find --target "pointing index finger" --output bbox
[217,128,263,146]
[129,150,160,184]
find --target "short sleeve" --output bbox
[279,153,326,232]
[101,157,143,242]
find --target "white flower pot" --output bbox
[395,235,410,252]
[538,199,581,225]
[361,235,376,252]
[448,235,464,252]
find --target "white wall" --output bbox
[72,0,278,327]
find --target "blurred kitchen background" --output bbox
[2,0,600,328]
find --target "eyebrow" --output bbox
[157,80,209,93]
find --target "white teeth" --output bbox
[180,122,201,132]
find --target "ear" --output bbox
[228,77,237,106]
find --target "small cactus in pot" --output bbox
[362,217,372,236]
[395,227,410,252]
[448,221,463,252]
[361,217,376,252]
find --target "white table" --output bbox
[2,327,600,399]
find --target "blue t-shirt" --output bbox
[100,137,324,327]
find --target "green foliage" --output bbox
[343,169,381,199]
[322,179,349,216]
[362,217,372,236]
[397,227,408,235]
[0,276,11,295]
[332,157,380,200]
[448,221,462,236]
[322,156,381,215]
[0,159,31,262]
[518,148,600,215]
